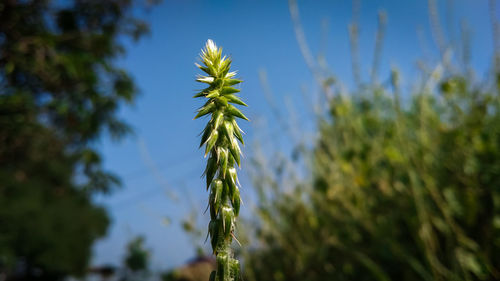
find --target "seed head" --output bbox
[194,39,247,281]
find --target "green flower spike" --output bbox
[194,39,247,281]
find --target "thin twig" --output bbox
[371,10,387,85]
[349,0,362,88]
[288,0,333,98]
[489,0,500,72]
[428,0,447,57]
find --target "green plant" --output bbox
[194,39,247,281]
[247,79,500,280]
[124,236,150,273]
[242,2,500,281]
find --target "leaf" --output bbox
[210,219,221,252]
[226,79,243,86]
[227,167,239,190]
[220,86,240,95]
[213,111,224,130]
[225,94,248,106]
[231,186,241,216]
[215,96,228,107]
[220,59,232,77]
[227,104,249,120]
[194,101,216,119]
[204,154,217,190]
[221,205,234,239]
[195,63,213,76]
[233,125,244,145]
[210,179,223,216]
[199,122,212,148]
[219,148,228,178]
[229,138,241,167]
[222,121,234,141]
[193,91,206,98]
[193,86,212,98]
[205,130,219,156]
[206,89,220,98]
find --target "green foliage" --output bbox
[0,95,110,279]
[124,236,150,272]
[244,3,500,275]
[194,40,247,281]
[246,70,500,280]
[0,0,152,279]
[0,0,148,193]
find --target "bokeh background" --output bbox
[1,0,499,280]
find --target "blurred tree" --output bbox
[124,236,149,273]
[120,236,150,281]
[0,0,154,280]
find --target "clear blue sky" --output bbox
[91,0,496,271]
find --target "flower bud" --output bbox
[221,205,234,240]
[227,104,248,121]
[231,187,241,216]
[194,101,216,119]
[204,154,217,190]
[205,129,219,156]
[229,138,241,167]
[225,94,248,107]
[220,86,240,95]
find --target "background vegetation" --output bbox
[0,0,152,279]
[246,72,500,280]
[242,1,500,280]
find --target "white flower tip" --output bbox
[206,39,217,53]
[196,75,215,83]
[226,71,237,78]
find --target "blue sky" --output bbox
[91,0,496,271]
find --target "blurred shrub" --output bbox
[246,71,500,280]
[243,1,500,278]
[243,0,500,265]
